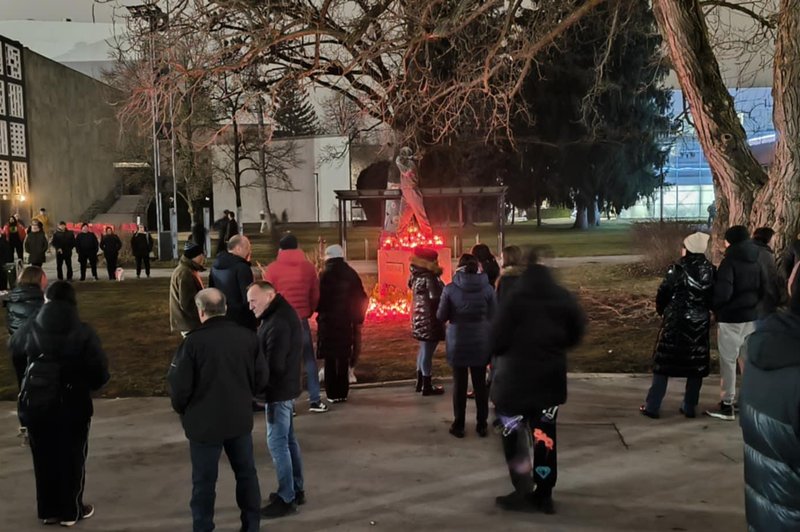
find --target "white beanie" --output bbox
[325,244,344,260]
[683,232,710,254]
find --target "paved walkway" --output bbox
[0,376,745,531]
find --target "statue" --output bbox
[392,146,432,236]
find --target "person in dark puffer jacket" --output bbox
[640,232,715,419]
[100,227,123,281]
[209,235,256,330]
[408,247,445,396]
[739,262,800,532]
[75,224,99,281]
[6,265,46,339]
[316,245,368,402]
[437,253,496,438]
[707,225,767,421]
[490,252,585,515]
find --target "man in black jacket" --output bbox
[167,288,265,532]
[75,224,99,281]
[50,222,75,281]
[739,263,800,532]
[209,235,256,329]
[708,226,767,421]
[247,281,305,519]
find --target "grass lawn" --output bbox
[0,260,717,401]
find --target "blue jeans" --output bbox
[645,374,703,416]
[416,341,438,377]
[266,401,304,504]
[189,433,261,532]
[301,319,321,403]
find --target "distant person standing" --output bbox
[437,253,496,438]
[131,225,154,279]
[168,288,265,532]
[11,281,110,527]
[471,244,501,288]
[209,235,256,329]
[32,208,51,236]
[3,215,26,261]
[170,242,206,337]
[316,245,368,403]
[706,202,717,228]
[23,221,49,267]
[263,234,327,413]
[214,210,231,255]
[247,281,306,518]
[259,210,267,234]
[707,226,766,421]
[51,222,75,281]
[227,210,240,240]
[408,247,446,396]
[75,224,99,281]
[100,227,123,281]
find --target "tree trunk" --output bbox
[257,99,276,238]
[535,199,542,227]
[751,1,800,258]
[652,0,769,248]
[573,194,589,230]
[587,198,600,227]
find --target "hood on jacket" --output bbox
[276,248,310,265]
[500,265,526,278]
[257,293,289,321]
[9,284,44,304]
[725,240,760,263]
[179,255,205,272]
[212,250,249,270]
[747,312,800,371]
[753,239,774,255]
[410,256,443,276]
[453,270,488,292]
[34,300,80,337]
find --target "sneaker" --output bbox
[705,402,735,421]
[261,497,297,519]
[269,491,305,506]
[495,491,537,513]
[639,405,659,419]
[309,402,329,413]
[467,390,476,400]
[42,518,58,525]
[679,406,696,419]
[326,397,347,404]
[60,504,94,527]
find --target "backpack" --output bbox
[18,351,62,423]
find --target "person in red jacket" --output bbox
[263,234,328,413]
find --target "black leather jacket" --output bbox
[408,257,445,342]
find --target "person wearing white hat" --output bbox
[640,231,715,419]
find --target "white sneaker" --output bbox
[348,367,357,384]
[60,504,94,527]
[309,402,329,413]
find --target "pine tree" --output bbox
[274,80,319,137]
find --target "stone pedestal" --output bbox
[377,248,452,291]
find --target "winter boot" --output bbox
[415,371,423,393]
[422,376,444,396]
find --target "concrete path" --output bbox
[0,375,745,531]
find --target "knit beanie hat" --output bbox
[683,232,710,254]
[414,247,438,262]
[279,234,298,250]
[724,225,750,245]
[184,241,204,259]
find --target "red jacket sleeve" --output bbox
[308,263,320,313]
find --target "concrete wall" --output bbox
[212,136,351,223]
[23,49,120,225]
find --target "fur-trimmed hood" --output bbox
[410,256,443,276]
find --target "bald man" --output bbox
[209,235,257,329]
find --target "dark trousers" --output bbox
[27,417,90,522]
[10,235,23,260]
[645,374,703,416]
[189,433,261,532]
[56,251,73,280]
[500,407,559,495]
[78,255,98,280]
[452,365,488,429]
[135,255,151,277]
[325,357,350,400]
[105,254,119,280]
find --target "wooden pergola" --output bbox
[334,186,508,257]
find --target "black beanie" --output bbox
[279,234,298,250]
[724,225,750,245]
[184,241,204,259]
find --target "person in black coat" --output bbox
[10,281,109,526]
[408,247,445,396]
[0,232,12,290]
[640,232,715,419]
[739,263,800,532]
[437,253,496,438]
[495,245,525,304]
[167,288,265,531]
[247,281,307,517]
[708,225,767,421]
[100,226,123,281]
[209,235,256,330]
[490,254,585,514]
[471,243,500,287]
[6,266,46,338]
[316,245,368,403]
[75,224,99,281]
[782,232,800,281]
[752,227,788,317]
[130,225,153,279]
[214,210,231,255]
[50,222,75,281]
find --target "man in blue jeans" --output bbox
[168,288,266,532]
[247,280,306,518]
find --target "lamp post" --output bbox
[126,3,170,258]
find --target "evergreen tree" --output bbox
[273,80,319,137]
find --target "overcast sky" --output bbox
[0,0,127,23]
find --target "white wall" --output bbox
[212,135,351,223]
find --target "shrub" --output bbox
[632,221,707,275]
